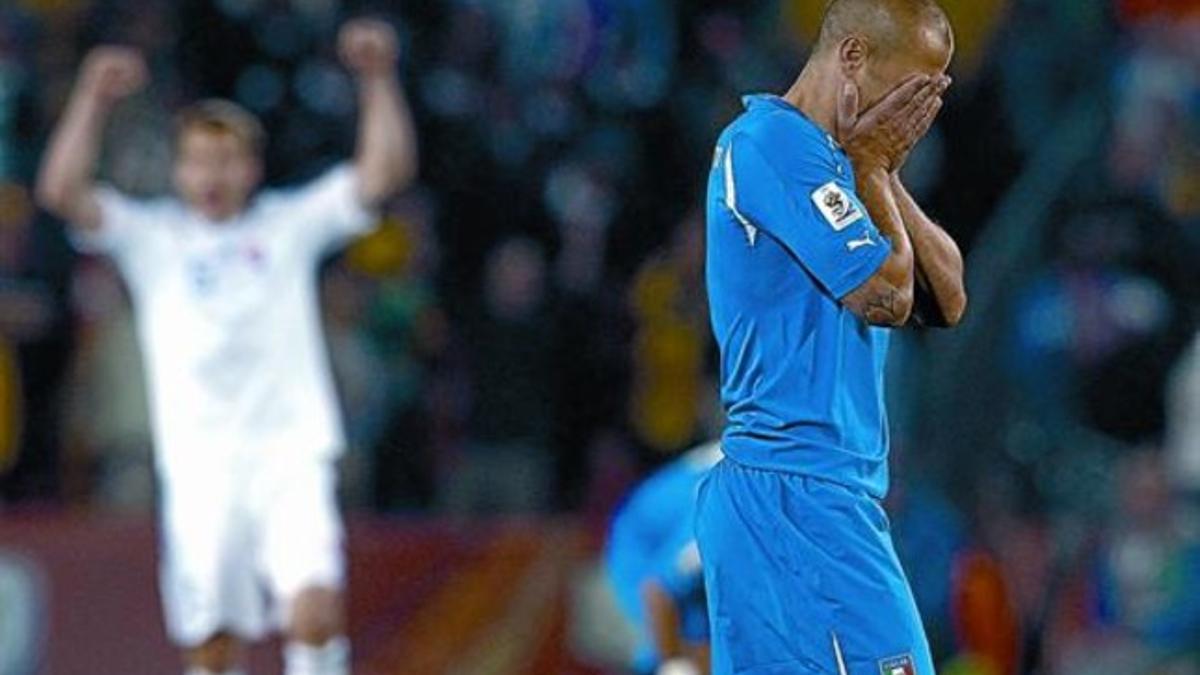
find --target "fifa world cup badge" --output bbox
[811,181,864,231]
[878,654,916,675]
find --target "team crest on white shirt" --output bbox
[812,181,863,231]
[186,238,275,324]
[188,240,270,295]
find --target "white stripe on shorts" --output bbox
[831,631,850,675]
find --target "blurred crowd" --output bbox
[0,0,1196,673]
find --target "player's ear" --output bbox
[838,36,868,77]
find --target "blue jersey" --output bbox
[605,443,721,671]
[706,94,893,499]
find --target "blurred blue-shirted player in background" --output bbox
[699,1,968,673]
[607,442,723,675]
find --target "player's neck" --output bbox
[782,61,839,140]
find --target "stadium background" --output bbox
[0,0,1197,673]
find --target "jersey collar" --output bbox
[742,93,844,152]
[182,198,258,232]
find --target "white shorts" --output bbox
[157,453,345,647]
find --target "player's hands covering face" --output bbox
[837,74,949,174]
[339,18,399,78]
[79,47,148,104]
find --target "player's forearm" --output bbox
[354,73,417,205]
[643,581,687,661]
[891,176,966,327]
[35,87,108,227]
[843,168,914,326]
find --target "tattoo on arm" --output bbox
[842,280,910,327]
[863,288,902,325]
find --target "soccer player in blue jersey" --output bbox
[607,442,723,675]
[698,0,967,673]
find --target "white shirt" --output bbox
[74,164,374,474]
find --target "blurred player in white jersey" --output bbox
[35,18,417,675]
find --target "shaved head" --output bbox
[804,0,954,114]
[816,0,952,58]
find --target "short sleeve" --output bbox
[269,163,377,256]
[70,185,160,258]
[723,131,891,298]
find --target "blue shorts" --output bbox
[695,458,934,675]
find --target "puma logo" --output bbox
[811,181,863,231]
[846,234,876,251]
